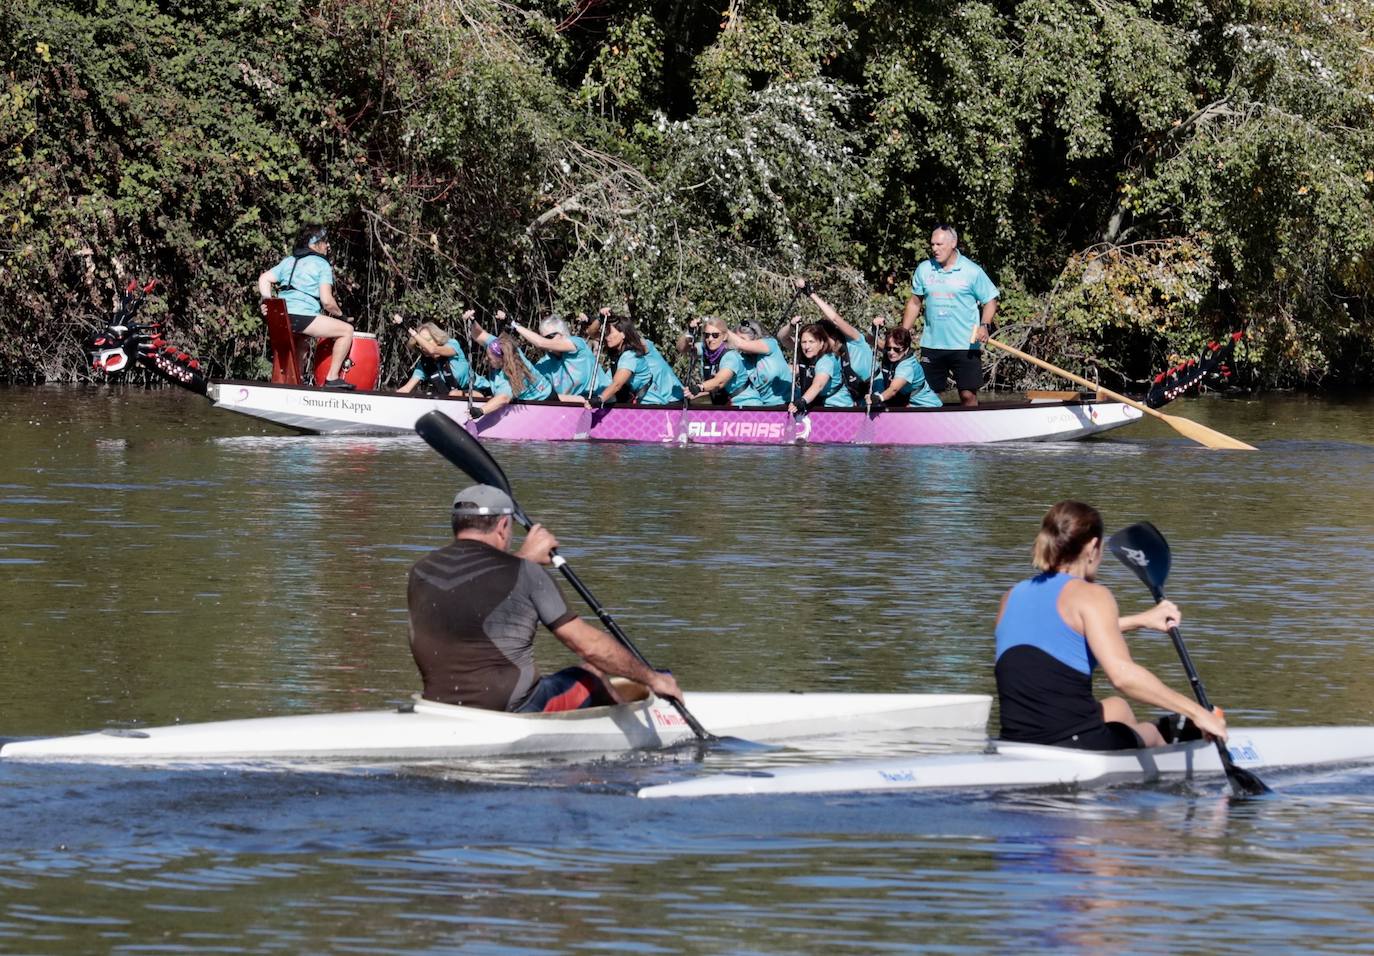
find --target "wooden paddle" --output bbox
[983,338,1256,450]
[1106,521,1271,798]
[415,410,749,748]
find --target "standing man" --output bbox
[407,484,685,713]
[257,224,356,390]
[902,224,999,407]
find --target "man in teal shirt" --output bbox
[901,224,999,407]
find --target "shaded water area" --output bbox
[2,384,1374,952]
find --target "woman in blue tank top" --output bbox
[994,501,1229,751]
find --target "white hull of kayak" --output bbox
[637,726,1374,798]
[0,692,990,765]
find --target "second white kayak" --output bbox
[637,726,1374,798]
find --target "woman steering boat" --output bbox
[994,501,1228,750]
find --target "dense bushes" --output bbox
[2,0,1370,389]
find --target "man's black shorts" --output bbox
[920,347,984,393]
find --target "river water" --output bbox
[1,384,1373,953]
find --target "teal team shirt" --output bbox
[615,342,684,404]
[880,355,942,408]
[491,352,554,401]
[270,254,334,317]
[535,335,609,395]
[812,353,855,408]
[845,336,875,380]
[410,337,489,390]
[745,337,794,405]
[911,254,1000,351]
[718,349,765,407]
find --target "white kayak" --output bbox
[0,691,990,765]
[637,726,1374,798]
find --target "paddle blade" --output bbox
[1158,410,1257,450]
[1226,762,1272,797]
[415,410,514,495]
[1106,522,1172,596]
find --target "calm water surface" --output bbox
[2,384,1373,953]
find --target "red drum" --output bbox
[314,331,379,390]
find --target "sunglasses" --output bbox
[885,345,907,353]
[704,331,724,339]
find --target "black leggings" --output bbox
[1052,721,1144,751]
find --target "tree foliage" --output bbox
[1,0,1371,389]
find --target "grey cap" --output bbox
[452,484,515,516]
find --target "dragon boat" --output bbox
[85,282,1240,446]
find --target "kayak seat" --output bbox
[264,298,303,385]
[608,677,652,703]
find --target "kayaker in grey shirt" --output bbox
[407,484,684,712]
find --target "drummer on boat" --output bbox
[256,224,356,390]
[407,484,684,712]
[995,501,1228,750]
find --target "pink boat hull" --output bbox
[208,382,1144,444]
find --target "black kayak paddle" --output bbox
[414,410,749,748]
[1106,521,1271,797]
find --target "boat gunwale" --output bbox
[209,379,1117,414]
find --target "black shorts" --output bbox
[1053,721,1144,751]
[288,313,317,334]
[920,347,984,393]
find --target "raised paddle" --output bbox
[983,337,1256,450]
[1106,521,1271,797]
[414,409,727,745]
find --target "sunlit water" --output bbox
[2,384,1373,952]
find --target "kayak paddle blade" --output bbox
[416,410,516,496]
[1107,522,1172,596]
[1227,763,1273,797]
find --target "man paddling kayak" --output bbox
[995,501,1228,749]
[407,484,684,712]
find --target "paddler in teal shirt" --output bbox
[723,319,792,406]
[584,315,684,407]
[471,312,554,417]
[683,316,766,407]
[793,277,875,397]
[511,314,611,399]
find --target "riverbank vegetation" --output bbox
[2,0,1371,390]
